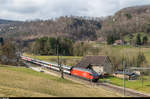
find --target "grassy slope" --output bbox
[99,44,150,65]
[0,65,122,97]
[101,76,150,95]
[115,46,150,65]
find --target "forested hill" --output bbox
[0,16,102,41]
[100,5,150,38]
[0,19,21,24]
[1,5,150,42]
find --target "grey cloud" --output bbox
[0,0,150,21]
[0,0,11,4]
[8,6,40,14]
[120,0,150,9]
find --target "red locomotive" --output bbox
[71,67,100,82]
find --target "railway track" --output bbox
[25,62,150,97]
[96,82,150,97]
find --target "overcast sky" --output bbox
[0,0,150,21]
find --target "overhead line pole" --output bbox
[57,34,64,79]
[57,37,60,76]
[60,55,64,79]
[119,14,126,97]
[137,15,144,88]
[123,60,126,97]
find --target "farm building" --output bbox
[76,56,113,75]
[113,40,126,45]
[113,71,139,80]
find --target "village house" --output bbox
[113,71,139,80]
[97,37,106,43]
[113,40,126,45]
[76,56,113,75]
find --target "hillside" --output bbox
[0,16,102,41]
[0,19,20,24]
[0,65,122,97]
[100,5,150,38]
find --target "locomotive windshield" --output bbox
[90,70,101,77]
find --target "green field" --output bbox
[23,53,82,66]
[0,65,122,97]
[101,76,150,95]
[99,44,150,66]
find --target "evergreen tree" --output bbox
[45,38,52,55]
[136,52,146,67]
[32,37,74,56]
[142,36,148,45]
[0,37,4,46]
[107,35,114,45]
[136,34,142,45]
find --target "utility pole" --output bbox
[57,37,64,79]
[123,59,126,97]
[60,55,64,79]
[141,69,144,87]
[57,38,60,73]
[141,58,144,88]
[136,16,139,33]
[142,46,144,88]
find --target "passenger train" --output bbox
[21,56,100,82]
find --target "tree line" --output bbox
[136,34,148,45]
[106,33,148,45]
[31,37,73,56]
[29,37,98,56]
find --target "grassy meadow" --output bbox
[23,53,82,66]
[101,76,150,95]
[0,65,122,97]
[98,44,150,67]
